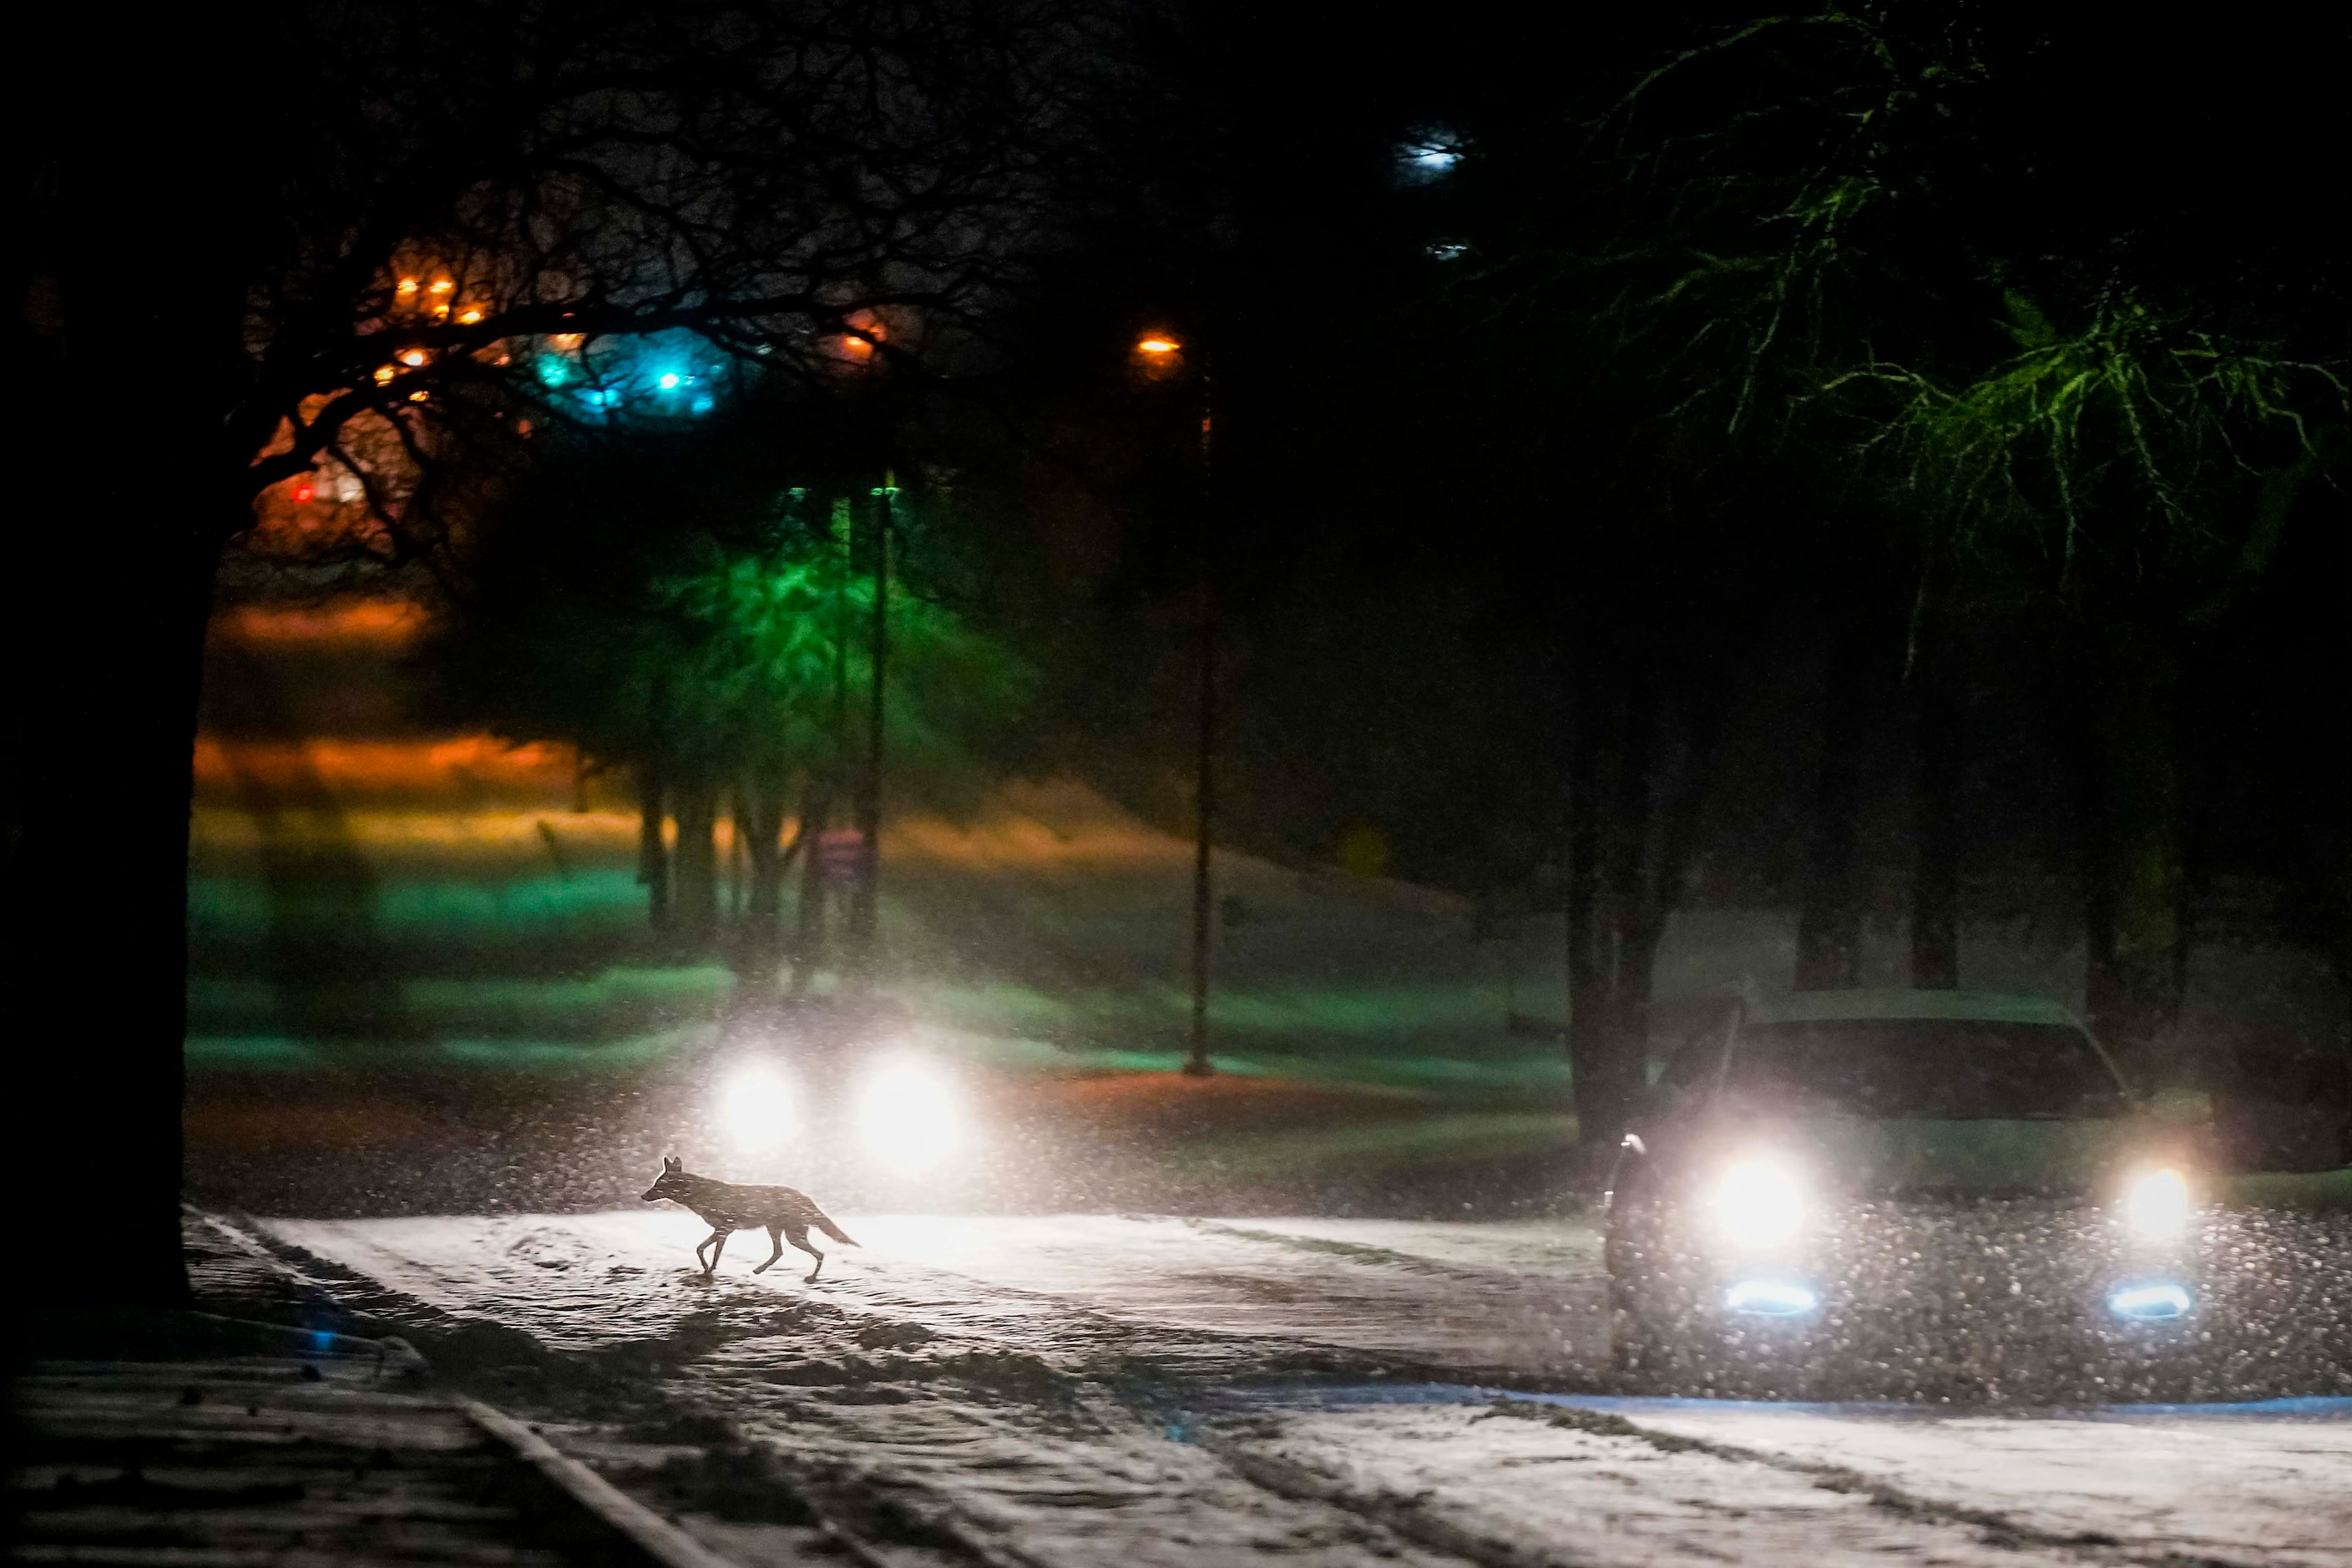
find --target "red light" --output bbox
[293,483,315,503]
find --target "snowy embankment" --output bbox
[245,1209,2352,1567]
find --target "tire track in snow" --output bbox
[243,1212,1485,1566]
[1599,1399,2352,1568]
[1188,1399,2104,1568]
[239,1211,2352,1567]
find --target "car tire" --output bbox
[1607,1265,1681,1389]
[1610,1303,1662,1383]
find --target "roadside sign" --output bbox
[819,827,863,888]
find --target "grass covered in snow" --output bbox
[185,716,1564,1095]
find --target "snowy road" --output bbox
[245,1209,2352,1567]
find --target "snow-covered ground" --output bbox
[248,1209,2352,1567]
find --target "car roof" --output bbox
[1743,989,2084,1029]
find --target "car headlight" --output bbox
[852,1050,967,1178]
[715,1062,801,1153]
[2121,1166,2192,1241]
[1711,1156,1808,1250]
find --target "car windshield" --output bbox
[1723,1019,2129,1120]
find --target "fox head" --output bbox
[642,1156,689,1202]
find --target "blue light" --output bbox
[690,395,715,415]
[581,388,617,408]
[2108,1282,2193,1322]
[537,361,570,387]
[1413,146,1460,172]
[1726,1280,1818,1317]
[657,372,684,390]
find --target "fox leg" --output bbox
[751,1226,787,1275]
[695,1232,718,1273]
[698,1230,730,1275]
[784,1222,825,1283]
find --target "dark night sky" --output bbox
[969,1,2348,951]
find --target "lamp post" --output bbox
[1134,331,1216,1078]
[847,472,896,988]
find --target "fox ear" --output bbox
[664,1156,680,1171]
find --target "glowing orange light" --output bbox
[400,350,428,367]
[373,366,397,384]
[408,390,429,402]
[191,731,579,797]
[549,333,583,351]
[458,308,483,324]
[213,600,416,648]
[833,309,888,363]
[396,277,420,294]
[429,279,453,293]
[1136,336,1180,355]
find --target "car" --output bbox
[1603,989,2218,1401]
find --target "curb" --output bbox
[463,1399,747,1568]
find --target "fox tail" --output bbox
[813,1211,859,1247]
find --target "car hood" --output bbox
[1753,1114,2155,1198]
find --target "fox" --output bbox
[640,1156,859,1282]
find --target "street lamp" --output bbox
[846,471,898,989]
[1133,328,1216,1079]
[1131,335,1183,372]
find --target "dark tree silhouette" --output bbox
[13,0,1068,1302]
[1481,5,2344,1070]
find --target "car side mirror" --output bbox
[2205,1040,2352,1173]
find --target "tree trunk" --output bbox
[1910,746,1962,989]
[11,28,255,1299]
[1909,618,1963,989]
[788,787,833,996]
[726,785,745,920]
[1563,667,1665,1151]
[1600,666,1662,1120]
[2079,608,2186,1079]
[672,772,720,949]
[13,494,217,1307]
[2338,821,2352,1036]
[636,760,670,931]
[10,524,219,1308]
[739,769,794,979]
[1562,636,1726,1152]
[1795,623,1875,990]
[1565,677,1612,1142]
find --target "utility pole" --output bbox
[1186,353,1216,1078]
[847,473,894,986]
[1131,328,1218,1078]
